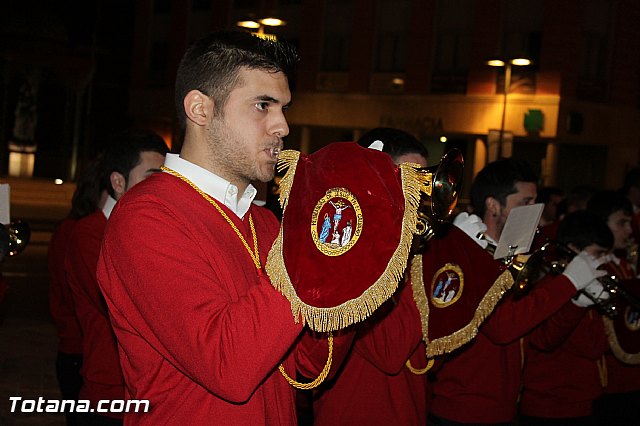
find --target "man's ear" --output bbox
[485,197,500,218]
[110,171,126,200]
[183,89,211,126]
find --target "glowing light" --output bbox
[259,18,286,27]
[237,20,260,29]
[511,58,532,66]
[439,136,447,143]
[54,179,63,185]
[486,59,505,67]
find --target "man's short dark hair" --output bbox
[557,211,613,251]
[70,157,104,220]
[620,167,640,196]
[174,28,299,127]
[536,186,564,204]
[101,129,169,198]
[565,184,596,212]
[587,190,633,223]
[356,127,428,163]
[470,158,538,218]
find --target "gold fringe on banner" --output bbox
[275,150,300,210]
[603,316,640,364]
[265,159,425,332]
[410,255,514,358]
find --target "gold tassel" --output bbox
[276,150,300,210]
[410,255,514,358]
[265,162,427,332]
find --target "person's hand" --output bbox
[562,251,608,291]
[453,212,488,249]
[572,279,611,307]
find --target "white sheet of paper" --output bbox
[0,184,10,225]
[493,203,544,260]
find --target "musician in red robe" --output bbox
[49,158,106,426]
[66,131,167,426]
[97,30,346,425]
[588,190,640,425]
[520,211,614,424]
[428,159,606,425]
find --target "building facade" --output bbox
[2,0,639,199]
[127,0,640,198]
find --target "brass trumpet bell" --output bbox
[415,148,464,240]
[509,243,563,297]
[509,240,640,317]
[6,220,31,257]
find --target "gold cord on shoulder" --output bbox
[278,332,333,389]
[161,166,262,271]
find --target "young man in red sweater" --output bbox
[66,130,168,426]
[96,30,346,425]
[588,190,640,425]
[520,211,613,425]
[429,158,606,425]
[49,158,107,426]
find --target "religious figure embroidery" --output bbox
[310,188,362,257]
[319,213,331,243]
[430,264,464,308]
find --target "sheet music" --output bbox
[0,184,9,225]
[493,203,544,260]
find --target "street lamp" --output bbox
[487,57,532,158]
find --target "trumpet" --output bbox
[414,148,464,246]
[0,220,31,261]
[505,237,640,318]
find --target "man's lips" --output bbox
[265,146,281,161]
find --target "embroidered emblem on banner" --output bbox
[310,188,362,257]
[625,306,640,332]
[430,263,464,308]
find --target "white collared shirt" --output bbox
[163,153,257,219]
[102,195,117,220]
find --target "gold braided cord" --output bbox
[275,150,300,210]
[602,316,640,364]
[278,332,333,389]
[265,160,425,332]
[161,166,262,270]
[596,355,608,388]
[410,255,514,358]
[410,255,431,353]
[405,358,434,375]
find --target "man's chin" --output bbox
[254,170,276,183]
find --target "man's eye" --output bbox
[256,102,269,111]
